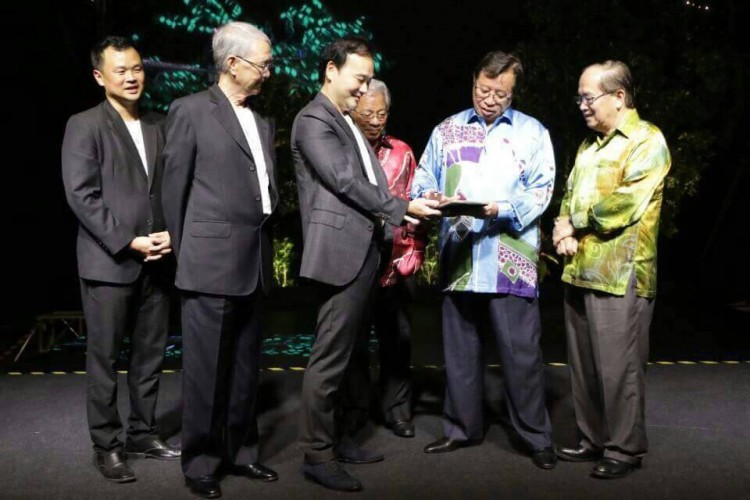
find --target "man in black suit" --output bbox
[292,37,440,492]
[162,22,278,499]
[62,36,180,484]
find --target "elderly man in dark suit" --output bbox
[162,21,278,499]
[62,36,180,484]
[292,36,440,492]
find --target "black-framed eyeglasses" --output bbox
[352,109,389,121]
[474,83,513,104]
[574,91,615,106]
[234,55,274,73]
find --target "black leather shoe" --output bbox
[591,458,639,479]
[229,463,278,482]
[424,437,466,454]
[556,445,603,462]
[388,420,415,438]
[334,443,384,464]
[531,448,558,469]
[125,437,181,460]
[185,475,222,498]
[302,460,363,492]
[95,450,136,483]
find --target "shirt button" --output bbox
[146,219,152,225]
[367,225,373,232]
[250,166,256,171]
[255,196,261,202]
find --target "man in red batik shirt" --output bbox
[349,79,425,438]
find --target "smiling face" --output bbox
[352,91,388,142]
[93,46,144,105]
[577,66,624,135]
[324,53,374,113]
[472,69,516,124]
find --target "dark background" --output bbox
[3,0,748,354]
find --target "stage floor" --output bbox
[1,363,749,499]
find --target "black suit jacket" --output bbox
[162,85,278,296]
[292,93,408,286]
[61,100,167,284]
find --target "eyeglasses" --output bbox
[474,83,513,104]
[234,55,274,74]
[574,91,615,106]
[352,109,389,121]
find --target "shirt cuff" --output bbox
[571,210,589,230]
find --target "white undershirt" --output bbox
[344,115,378,186]
[232,105,272,215]
[124,120,148,176]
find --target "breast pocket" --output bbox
[595,160,624,195]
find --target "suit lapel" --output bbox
[102,101,148,184]
[141,117,158,191]
[209,85,255,164]
[314,94,378,186]
[253,111,278,210]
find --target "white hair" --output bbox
[366,79,391,108]
[212,22,271,73]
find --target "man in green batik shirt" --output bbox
[552,60,671,479]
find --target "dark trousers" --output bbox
[441,292,552,450]
[80,267,170,453]
[563,275,654,464]
[344,278,414,425]
[298,242,380,464]
[373,278,414,422]
[180,292,263,479]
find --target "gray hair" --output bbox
[588,60,636,108]
[212,22,271,73]
[366,79,391,108]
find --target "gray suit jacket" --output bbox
[162,85,277,296]
[292,93,408,286]
[61,100,167,284]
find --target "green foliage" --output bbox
[416,228,440,286]
[273,1,383,95]
[157,0,242,33]
[273,236,295,287]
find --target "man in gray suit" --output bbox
[62,36,180,483]
[162,22,278,499]
[292,36,440,492]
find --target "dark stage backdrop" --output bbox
[3,0,747,337]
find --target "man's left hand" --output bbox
[483,202,499,218]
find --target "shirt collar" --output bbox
[373,134,393,153]
[595,108,640,148]
[467,107,514,127]
[615,108,640,138]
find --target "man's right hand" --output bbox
[555,236,578,257]
[407,198,441,219]
[129,235,170,262]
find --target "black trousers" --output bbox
[80,266,170,453]
[441,292,552,450]
[180,291,264,480]
[344,277,415,426]
[298,242,381,464]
